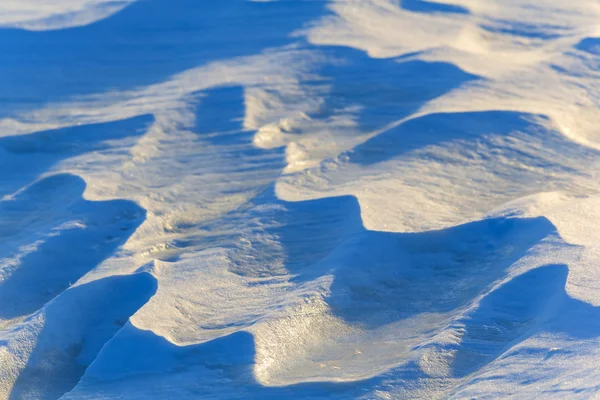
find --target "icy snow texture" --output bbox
[1,0,600,399]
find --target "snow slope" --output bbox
[1,0,600,398]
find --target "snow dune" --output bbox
[1,0,600,398]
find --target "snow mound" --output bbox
[1,0,600,399]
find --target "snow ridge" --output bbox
[1,0,600,399]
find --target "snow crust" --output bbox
[1,0,600,398]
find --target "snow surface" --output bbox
[1,0,600,398]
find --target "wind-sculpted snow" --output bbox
[1,272,157,399]
[0,174,145,320]
[1,0,600,399]
[0,1,134,31]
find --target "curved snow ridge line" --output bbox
[6,107,591,397]
[59,189,586,398]
[253,213,586,390]
[441,263,600,399]
[302,0,600,150]
[19,108,600,396]
[0,271,157,400]
[487,191,600,306]
[0,0,135,31]
[65,225,587,398]
[449,84,599,156]
[0,115,152,330]
[244,204,571,386]
[0,2,598,398]
[125,188,365,344]
[276,108,600,235]
[0,173,146,321]
[412,73,600,153]
[305,0,600,72]
[0,172,151,399]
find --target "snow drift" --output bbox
[1,0,600,398]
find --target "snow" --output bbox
[0,1,134,31]
[1,0,600,399]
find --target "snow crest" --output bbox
[1,0,600,399]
